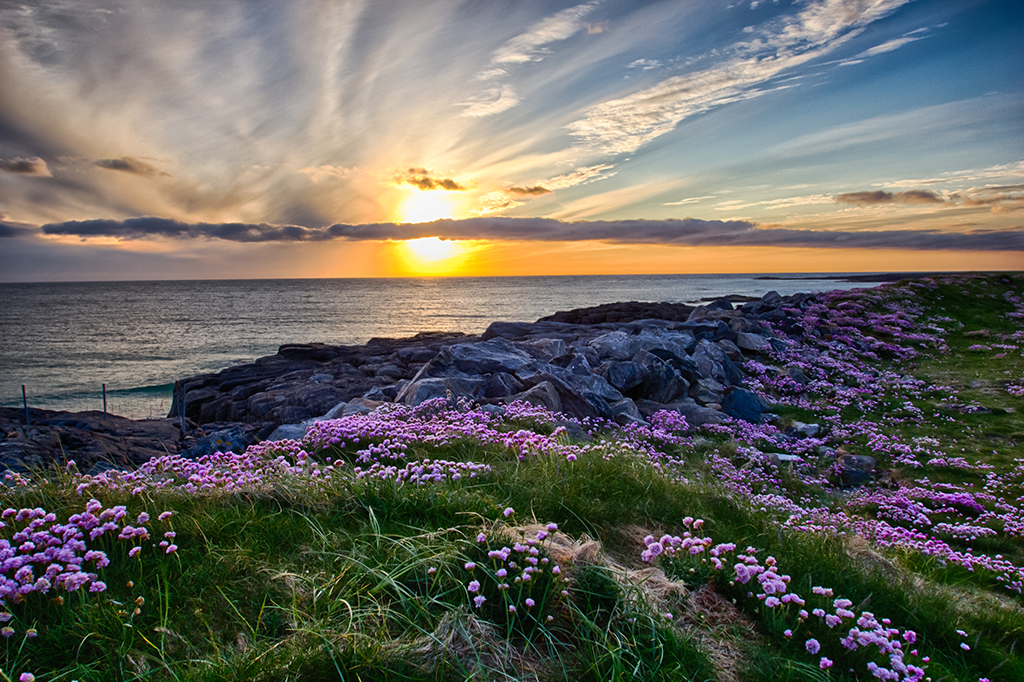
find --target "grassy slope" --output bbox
[2,273,1023,682]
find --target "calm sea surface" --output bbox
[0,274,876,417]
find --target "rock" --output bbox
[594,361,650,392]
[717,338,742,361]
[182,425,250,459]
[691,377,725,405]
[537,301,696,324]
[720,388,765,423]
[839,454,877,487]
[589,331,639,360]
[633,351,689,403]
[416,337,539,378]
[504,381,562,414]
[396,376,485,406]
[786,421,820,438]
[341,398,384,416]
[484,372,526,399]
[634,399,725,427]
[785,366,810,385]
[518,338,567,361]
[735,332,772,354]
[610,398,647,426]
[268,423,307,441]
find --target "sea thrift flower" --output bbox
[805,638,821,655]
[503,507,514,517]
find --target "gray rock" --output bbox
[182,426,250,458]
[311,373,334,383]
[485,372,526,398]
[839,454,877,487]
[504,381,562,414]
[594,361,650,392]
[610,398,647,426]
[341,398,384,416]
[735,332,772,354]
[785,366,810,385]
[691,377,725,405]
[633,351,689,403]
[518,337,567,361]
[589,331,639,360]
[417,337,539,378]
[268,423,307,441]
[635,398,726,427]
[720,388,765,423]
[397,376,485,406]
[717,338,742,361]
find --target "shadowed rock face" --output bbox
[3,290,823,472]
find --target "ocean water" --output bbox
[0,274,876,418]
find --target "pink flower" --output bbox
[503,507,514,517]
[468,580,480,593]
[464,561,476,570]
[819,657,833,669]
[19,674,35,682]
[525,598,535,607]
[805,638,821,655]
[473,595,486,608]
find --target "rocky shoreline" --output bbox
[2,289,820,475]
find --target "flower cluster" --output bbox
[1,500,175,638]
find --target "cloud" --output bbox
[835,190,946,205]
[458,84,521,118]
[544,163,616,190]
[492,1,599,64]
[0,157,52,177]
[506,185,552,196]
[30,215,1024,251]
[628,59,662,71]
[568,0,912,155]
[94,156,170,177]
[0,216,38,238]
[298,165,354,182]
[40,217,334,242]
[396,168,468,191]
[857,34,924,58]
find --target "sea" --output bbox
[0,274,879,418]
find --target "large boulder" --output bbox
[720,388,766,423]
[594,361,650,392]
[415,338,539,378]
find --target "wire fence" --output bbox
[0,383,174,421]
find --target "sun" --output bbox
[403,237,461,262]
[399,191,456,224]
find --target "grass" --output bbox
[2,272,1024,681]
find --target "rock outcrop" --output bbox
[3,289,826,471]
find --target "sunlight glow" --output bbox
[399,191,456,224]
[403,237,462,262]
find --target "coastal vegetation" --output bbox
[2,273,1023,681]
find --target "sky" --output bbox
[0,0,1022,281]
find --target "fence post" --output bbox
[103,383,107,413]
[22,385,29,425]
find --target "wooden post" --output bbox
[22,385,29,425]
[102,383,107,413]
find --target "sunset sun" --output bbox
[403,237,461,262]
[399,191,456,224]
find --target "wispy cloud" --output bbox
[492,1,599,64]
[835,190,946,206]
[94,156,170,177]
[395,168,468,191]
[568,0,912,155]
[28,215,1024,252]
[460,1,599,117]
[0,157,52,177]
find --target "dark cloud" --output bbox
[507,185,552,196]
[94,156,170,177]
[835,190,945,205]
[31,216,1024,251]
[41,217,332,242]
[0,219,37,238]
[396,167,467,191]
[0,156,51,176]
